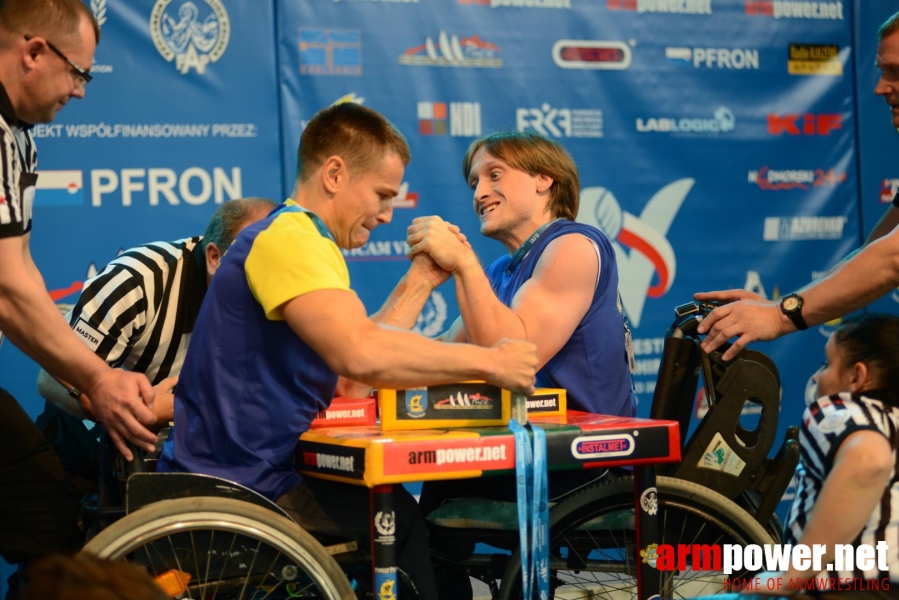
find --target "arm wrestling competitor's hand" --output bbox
[407,216,475,274]
[151,375,178,428]
[694,289,765,304]
[486,339,538,394]
[696,299,788,361]
[89,369,158,460]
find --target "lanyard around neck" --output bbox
[506,220,559,274]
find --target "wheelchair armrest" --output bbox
[749,432,801,528]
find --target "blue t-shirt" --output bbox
[485,220,635,417]
[158,203,351,500]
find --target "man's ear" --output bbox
[322,156,347,194]
[535,174,553,195]
[205,242,222,280]
[848,361,871,393]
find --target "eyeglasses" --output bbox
[24,35,92,87]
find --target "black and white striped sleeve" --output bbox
[0,126,24,238]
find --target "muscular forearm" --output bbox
[454,259,526,347]
[798,234,899,326]
[0,269,110,394]
[369,264,436,329]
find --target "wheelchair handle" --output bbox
[667,301,720,339]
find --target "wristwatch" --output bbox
[779,293,808,331]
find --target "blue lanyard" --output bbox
[509,419,549,599]
[278,204,336,244]
[506,220,560,274]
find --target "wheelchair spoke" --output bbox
[236,538,263,600]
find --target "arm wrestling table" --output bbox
[295,410,681,599]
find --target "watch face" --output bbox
[783,296,799,312]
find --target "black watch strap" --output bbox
[780,293,808,331]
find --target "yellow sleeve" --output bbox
[244,212,352,320]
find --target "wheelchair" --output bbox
[78,433,358,599]
[425,301,801,599]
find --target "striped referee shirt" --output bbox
[0,80,37,239]
[66,237,207,385]
[787,391,899,583]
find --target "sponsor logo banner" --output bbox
[571,434,635,459]
[35,170,83,206]
[299,29,362,76]
[383,438,514,476]
[150,0,230,75]
[748,166,846,190]
[665,47,759,70]
[767,114,842,136]
[417,102,482,137]
[552,40,632,70]
[763,216,847,241]
[400,32,502,68]
[517,105,603,138]
[636,107,735,136]
[881,179,899,203]
[745,0,843,19]
[788,44,842,76]
[608,0,712,14]
[459,0,571,7]
[296,442,366,479]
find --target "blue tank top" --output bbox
[485,220,635,417]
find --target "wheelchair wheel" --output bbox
[82,496,355,599]
[498,476,773,600]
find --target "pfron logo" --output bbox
[552,40,632,70]
[299,29,362,76]
[881,179,899,203]
[577,179,693,327]
[35,170,83,206]
[748,166,846,190]
[608,0,712,14]
[400,32,502,68]
[414,290,448,337]
[516,104,603,138]
[788,44,842,76]
[665,47,759,70]
[745,0,843,19]
[417,102,482,137]
[150,0,230,75]
[767,114,842,136]
[636,107,735,136]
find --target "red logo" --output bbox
[607,0,637,8]
[767,114,842,136]
[744,0,774,15]
[881,179,899,203]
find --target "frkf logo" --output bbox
[516,104,604,138]
[577,179,693,328]
[150,0,230,75]
[767,114,842,135]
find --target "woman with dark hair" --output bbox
[754,314,899,595]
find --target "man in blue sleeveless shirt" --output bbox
[377,131,636,599]
[156,105,539,599]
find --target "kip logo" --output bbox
[417,102,482,137]
[150,0,230,75]
[767,113,842,135]
[299,29,362,76]
[881,179,899,203]
[400,32,502,68]
[552,40,632,70]
[577,180,692,328]
[571,434,635,459]
[35,170,83,206]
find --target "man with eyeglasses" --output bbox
[0,1,157,597]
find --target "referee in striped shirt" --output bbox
[0,1,158,595]
[36,198,275,481]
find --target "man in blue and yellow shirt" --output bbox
[158,103,539,598]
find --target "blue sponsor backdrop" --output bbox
[0,0,896,585]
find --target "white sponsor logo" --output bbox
[763,216,846,241]
[342,240,410,260]
[747,0,843,19]
[435,444,507,465]
[632,0,711,13]
[150,0,230,75]
[516,104,603,138]
[91,167,241,207]
[33,123,257,139]
[665,47,759,69]
[414,291,448,337]
[315,453,355,472]
[578,180,693,328]
[374,511,396,536]
[640,487,658,515]
[479,0,571,7]
[400,31,502,68]
[74,319,104,352]
[417,102,482,137]
[636,107,735,135]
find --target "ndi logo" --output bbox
[150,0,230,75]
